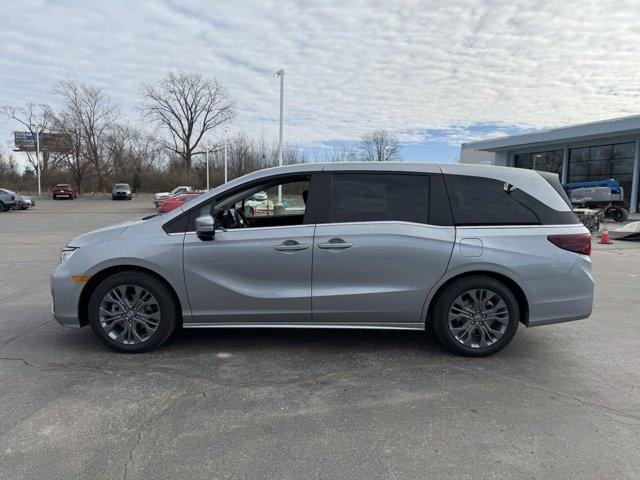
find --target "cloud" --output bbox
[2,0,640,153]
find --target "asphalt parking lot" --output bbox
[1,197,639,479]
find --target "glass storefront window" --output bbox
[570,148,589,162]
[568,142,636,209]
[589,145,612,161]
[514,150,563,175]
[613,143,635,159]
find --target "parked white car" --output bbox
[154,186,193,206]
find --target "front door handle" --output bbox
[274,240,309,252]
[317,238,353,250]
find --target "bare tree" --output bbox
[55,77,120,192]
[0,102,58,180]
[360,129,401,162]
[104,123,161,181]
[141,70,235,169]
[50,108,91,194]
[311,143,359,163]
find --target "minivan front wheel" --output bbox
[88,271,177,353]
[433,276,519,357]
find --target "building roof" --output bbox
[462,114,640,152]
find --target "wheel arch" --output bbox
[423,270,530,328]
[78,265,184,328]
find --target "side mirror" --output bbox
[195,215,215,241]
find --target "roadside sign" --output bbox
[13,131,73,153]
[14,131,36,150]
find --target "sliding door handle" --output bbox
[274,240,309,252]
[317,238,353,250]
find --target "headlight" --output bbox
[60,246,78,263]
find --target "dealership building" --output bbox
[460,115,640,213]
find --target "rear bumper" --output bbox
[526,255,594,327]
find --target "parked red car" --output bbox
[52,184,77,199]
[156,192,202,214]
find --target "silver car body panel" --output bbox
[312,222,454,324]
[426,224,593,328]
[183,225,315,323]
[51,162,593,331]
[51,220,192,326]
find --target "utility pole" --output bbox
[224,126,229,183]
[35,130,41,196]
[206,148,210,190]
[274,69,284,202]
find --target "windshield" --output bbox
[56,184,70,188]
[115,184,130,189]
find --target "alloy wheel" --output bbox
[98,285,161,345]
[447,288,510,349]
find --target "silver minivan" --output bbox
[51,163,594,356]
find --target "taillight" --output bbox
[547,233,591,255]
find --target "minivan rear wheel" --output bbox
[88,271,177,353]
[433,276,519,357]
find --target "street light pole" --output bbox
[206,148,210,190]
[274,69,284,202]
[35,130,41,196]
[224,126,229,183]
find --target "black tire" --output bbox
[432,276,519,357]
[53,196,57,200]
[88,271,178,353]
[607,207,629,222]
[0,202,6,212]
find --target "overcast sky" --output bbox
[2,0,640,164]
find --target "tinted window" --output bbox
[183,177,311,232]
[163,213,189,234]
[445,175,578,226]
[329,173,429,224]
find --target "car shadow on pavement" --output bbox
[43,321,555,375]
[168,327,446,354]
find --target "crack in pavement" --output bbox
[0,357,34,367]
[3,353,638,427]
[441,364,640,424]
[122,394,182,480]
[0,278,50,306]
[0,319,53,350]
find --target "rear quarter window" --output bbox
[444,175,578,226]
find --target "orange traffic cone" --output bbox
[599,221,612,244]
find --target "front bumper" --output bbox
[112,192,132,199]
[51,263,84,327]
